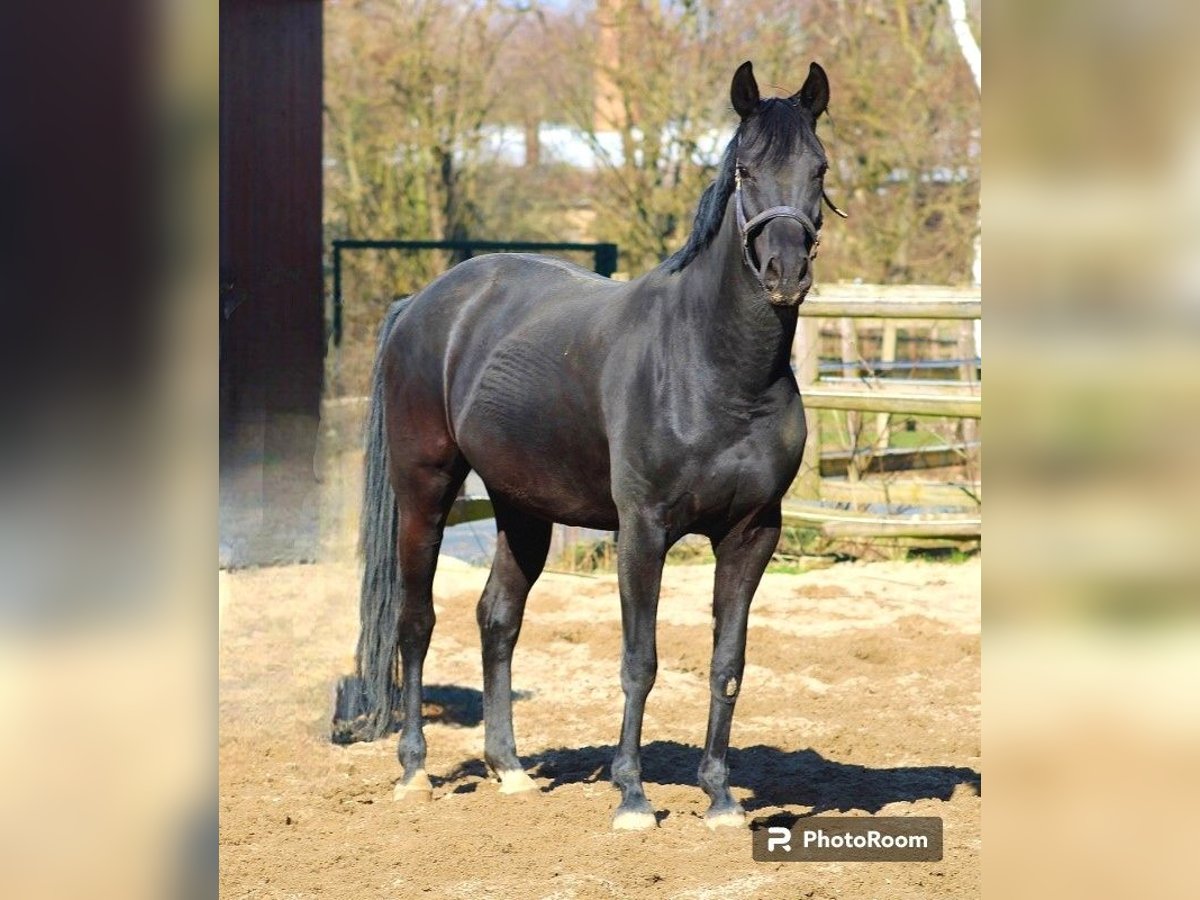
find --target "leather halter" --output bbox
[733,165,820,283]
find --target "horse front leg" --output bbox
[610,513,667,830]
[699,507,781,828]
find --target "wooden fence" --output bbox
[783,283,981,540]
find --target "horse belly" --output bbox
[480,460,618,529]
[463,426,617,528]
[454,347,618,529]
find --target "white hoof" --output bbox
[393,770,433,803]
[497,770,539,795]
[612,809,657,831]
[704,808,747,830]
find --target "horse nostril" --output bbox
[762,256,783,291]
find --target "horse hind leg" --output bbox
[391,455,469,803]
[477,497,552,795]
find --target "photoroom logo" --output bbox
[767,827,793,853]
[753,817,943,862]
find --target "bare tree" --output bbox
[325,1,529,271]
[947,0,982,289]
[323,0,982,396]
[797,0,980,286]
[540,1,746,274]
[324,0,531,390]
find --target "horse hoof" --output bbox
[704,805,746,830]
[612,808,657,831]
[497,770,539,795]
[393,771,433,803]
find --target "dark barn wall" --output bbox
[220,0,323,423]
[220,0,324,564]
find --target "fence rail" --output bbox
[819,441,979,477]
[803,386,981,419]
[798,284,979,320]
[781,502,982,538]
[817,479,981,507]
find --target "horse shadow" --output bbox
[333,685,980,817]
[508,740,979,816]
[416,684,533,727]
[331,681,531,744]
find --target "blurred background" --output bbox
[988,2,1200,898]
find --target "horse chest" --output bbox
[629,397,806,526]
[695,432,795,507]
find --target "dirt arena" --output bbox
[219,556,980,898]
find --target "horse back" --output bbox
[385,254,625,527]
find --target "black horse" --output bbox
[353,61,839,830]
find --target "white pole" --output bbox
[946,0,982,352]
[947,0,981,93]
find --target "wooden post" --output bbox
[873,319,897,453]
[839,317,861,482]
[839,316,856,379]
[957,320,978,445]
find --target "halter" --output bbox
[733,163,847,285]
[734,165,819,283]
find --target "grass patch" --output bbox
[904,545,979,564]
[766,557,832,575]
[553,537,618,574]
[665,535,714,566]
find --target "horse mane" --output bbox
[663,98,819,274]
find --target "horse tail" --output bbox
[352,297,411,741]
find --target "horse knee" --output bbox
[477,596,522,647]
[621,653,657,696]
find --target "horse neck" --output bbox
[675,196,799,392]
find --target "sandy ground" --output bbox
[219,556,980,898]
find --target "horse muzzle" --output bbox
[760,252,812,306]
[735,184,818,308]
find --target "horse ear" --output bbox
[792,61,830,119]
[730,61,760,119]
